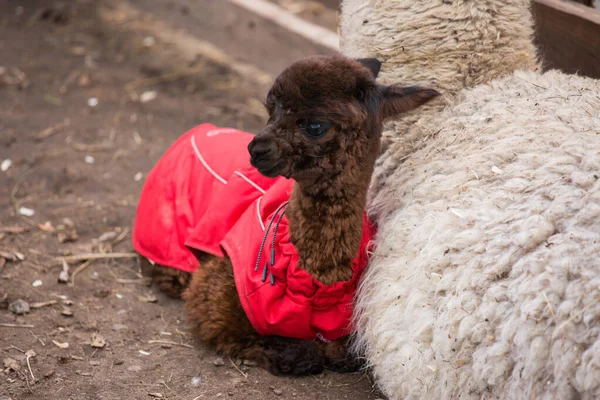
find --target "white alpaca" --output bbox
[340,1,600,399]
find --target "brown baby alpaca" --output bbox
[147,56,440,375]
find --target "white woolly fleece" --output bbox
[354,70,600,399]
[340,0,540,169]
[341,0,538,93]
[340,1,600,398]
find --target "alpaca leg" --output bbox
[320,336,365,373]
[140,257,191,299]
[183,254,325,375]
[263,336,324,375]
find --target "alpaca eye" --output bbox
[300,120,331,137]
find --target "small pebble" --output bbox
[133,131,142,145]
[1,159,12,172]
[18,207,35,217]
[191,376,201,386]
[84,155,95,164]
[58,270,69,283]
[98,231,117,242]
[139,91,157,103]
[87,97,98,107]
[142,36,156,47]
[213,357,225,367]
[61,308,73,317]
[42,369,56,379]
[32,279,43,287]
[134,172,143,181]
[52,340,69,349]
[8,299,30,315]
[38,221,54,232]
[273,389,283,396]
[91,333,106,348]
[112,323,128,331]
[138,293,157,303]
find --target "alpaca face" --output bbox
[248,56,440,183]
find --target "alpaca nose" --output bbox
[248,140,277,163]
[251,143,273,157]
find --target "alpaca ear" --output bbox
[379,86,440,120]
[356,58,382,78]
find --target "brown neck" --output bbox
[286,137,378,285]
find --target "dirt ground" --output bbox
[0,1,380,399]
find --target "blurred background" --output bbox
[0,0,598,399]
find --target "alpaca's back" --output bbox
[355,70,600,399]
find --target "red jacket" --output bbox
[133,124,376,342]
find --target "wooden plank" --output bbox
[533,0,600,78]
[227,0,340,50]
[571,0,594,6]
[313,0,341,9]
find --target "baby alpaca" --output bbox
[134,55,439,374]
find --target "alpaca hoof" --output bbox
[141,258,191,299]
[155,273,190,299]
[325,355,365,373]
[264,337,325,376]
[320,338,365,373]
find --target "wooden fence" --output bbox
[533,0,600,78]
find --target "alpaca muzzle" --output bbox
[248,138,281,172]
